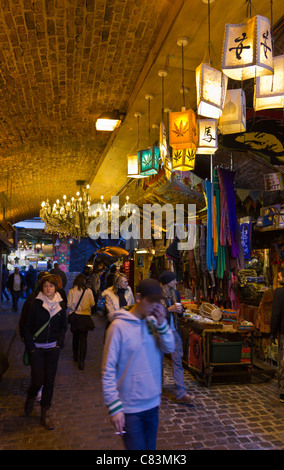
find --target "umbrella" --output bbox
[96,246,129,257]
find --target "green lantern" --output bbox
[138,145,160,176]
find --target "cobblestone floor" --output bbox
[0,304,284,453]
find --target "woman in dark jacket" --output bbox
[23,274,67,430]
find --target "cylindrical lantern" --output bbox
[169,108,197,150]
[218,89,246,135]
[197,119,218,154]
[172,148,196,172]
[138,145,160,176]
[222,15,273,81]
[196,63,228,119]
[254,55,284,111]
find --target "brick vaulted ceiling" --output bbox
[0,0,283,225]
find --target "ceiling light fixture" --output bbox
[95,111,122,131]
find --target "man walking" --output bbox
[270,268,284,403]
[102,278,175,450]
[160,270,194,404]
[7,267,26,311]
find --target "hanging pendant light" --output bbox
[196,63,228,119]
[218,89,246,134]
[169,37,197,171]
[254,54,284,111]
[138,94,160,176]
[197,118,218,154]
[158,69,172,180]
[127,112,147,178]
[222,15,273,81]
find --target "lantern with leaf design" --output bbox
[218,89,246,134]
[197,119,218,154]
[254,55,284,111]
[169,108,197,171]
[138,146,160,176]
[222,15,273,81]
[172,148,196,172]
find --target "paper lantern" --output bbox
[222,15,273,81]
[127,153,146,178]
[254,55,284,111]
[197,119,218,154]
[218,89,246,135]
[169,108,197,150]
[172,148,196,172]
[138,145,160,176]
[196,63,228,119]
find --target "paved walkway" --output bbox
[0,299,284,452]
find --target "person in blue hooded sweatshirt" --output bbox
[102,278,175,451]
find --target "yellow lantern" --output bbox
[218,89,246,135]
[127,153,146,178]
[197,119,218,154]
[254,55,284,111]
[196,63,228,119]
[222,15,273,81]
[172,148,196,172]
[169,108,197,150]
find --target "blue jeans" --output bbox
[123,406,159,450]
[171,330,186,399]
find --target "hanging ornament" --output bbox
[218,89,246,134]
[254,55,284,111]
[196,63,228,119]
[196,119,218,154]
[138,94,160,177]
[222,15,273,81]
[172,148,196,172]
[127,112,147,178]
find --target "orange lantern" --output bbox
[169,108,197,151]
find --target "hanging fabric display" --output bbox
[217,168,239,259]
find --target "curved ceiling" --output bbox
[0,0,283,225]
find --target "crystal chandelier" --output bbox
[40,182,91,240]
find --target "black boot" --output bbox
[40,408,55,430]
[78,357,84,370]
[24,398,34,416]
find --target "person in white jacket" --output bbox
[102,278,175,450]
[102,272,134,321]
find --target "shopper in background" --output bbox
[1,264,10,302]
[49,262,67,288]
[102,278,175,450]
[270,268,284,403]
[102,272,134,322]
[23,274,67,430]
[160,270,195,404]
[67,273,95,370]
[25,265,37,295]
[7,267,26,311]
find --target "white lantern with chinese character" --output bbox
[254,55,284,111]
[197,119,218,154]
[222,15,273,81]
[218,89,246,134]
[196,63,228,119]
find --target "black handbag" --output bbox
[68,289,86,324]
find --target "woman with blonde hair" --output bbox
[67,273,95,370]
[102,272,134,322]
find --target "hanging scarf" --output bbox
[36,291,63,317]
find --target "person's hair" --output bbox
[112,272,128,294]
[279,268,284,279]
[73,273,86,291]
[39,274,58,292]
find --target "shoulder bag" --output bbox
[23,318,52,366]
[67,289,85,324]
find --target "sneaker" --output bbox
[176,393,195,404]
[280,395,284,403]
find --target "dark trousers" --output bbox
[72,331,88,363]
[27,347,60,409]
[11,290,21,310]
[123,406,159,450]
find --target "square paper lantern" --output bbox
[218,89,246,135]
[127,153,146,178]
[196,63,228,119]
[138,145,160,176]
[197,119,218,154]
[222,15,273,81]
[169,108,197,150]
[172,148,196,172]
[254,55,284,111]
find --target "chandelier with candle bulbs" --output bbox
[40,182,91,240]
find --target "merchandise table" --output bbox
[179,318,254,387]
